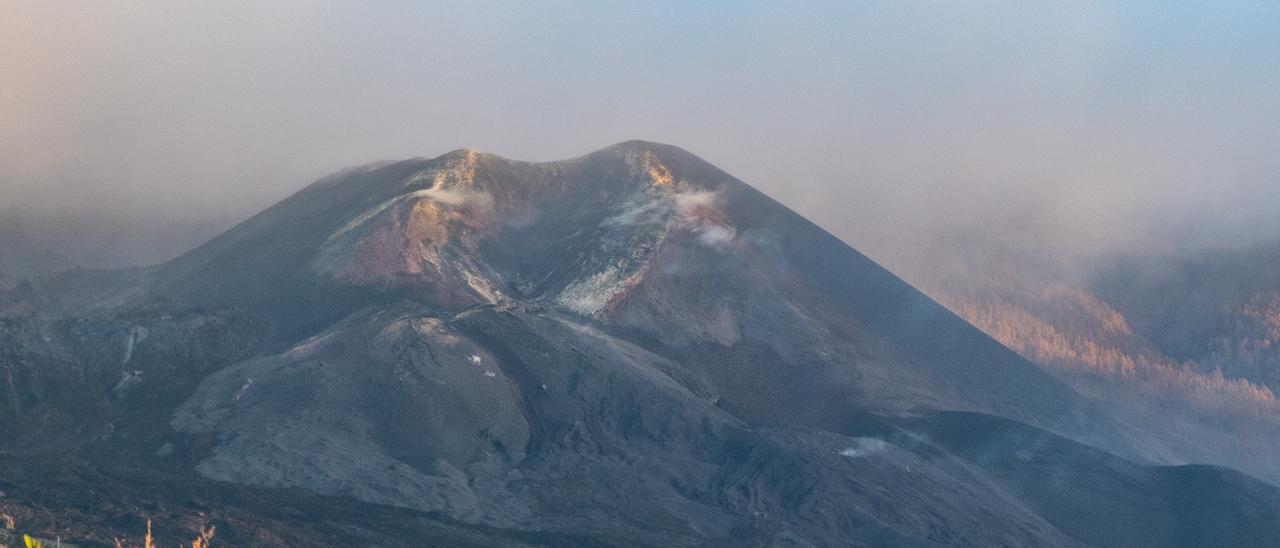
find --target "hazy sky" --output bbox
[3,1,1279,269]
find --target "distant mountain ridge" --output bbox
[0,211,73,281]
[903,233,1280,484]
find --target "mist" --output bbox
[3,1,1278,271]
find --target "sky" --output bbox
[2,1,1279,270]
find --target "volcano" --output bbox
[2,142,1278,547]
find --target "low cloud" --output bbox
[696,224,736,246]
[3,3,1277,276]
[410,187,494,209]
[672,188,737,247]
[838,437,889,458]
[671,190,718,213]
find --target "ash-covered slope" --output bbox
[4,142,1279,547]
[155,141,1094,435]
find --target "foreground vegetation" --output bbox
[1,517,213,548]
